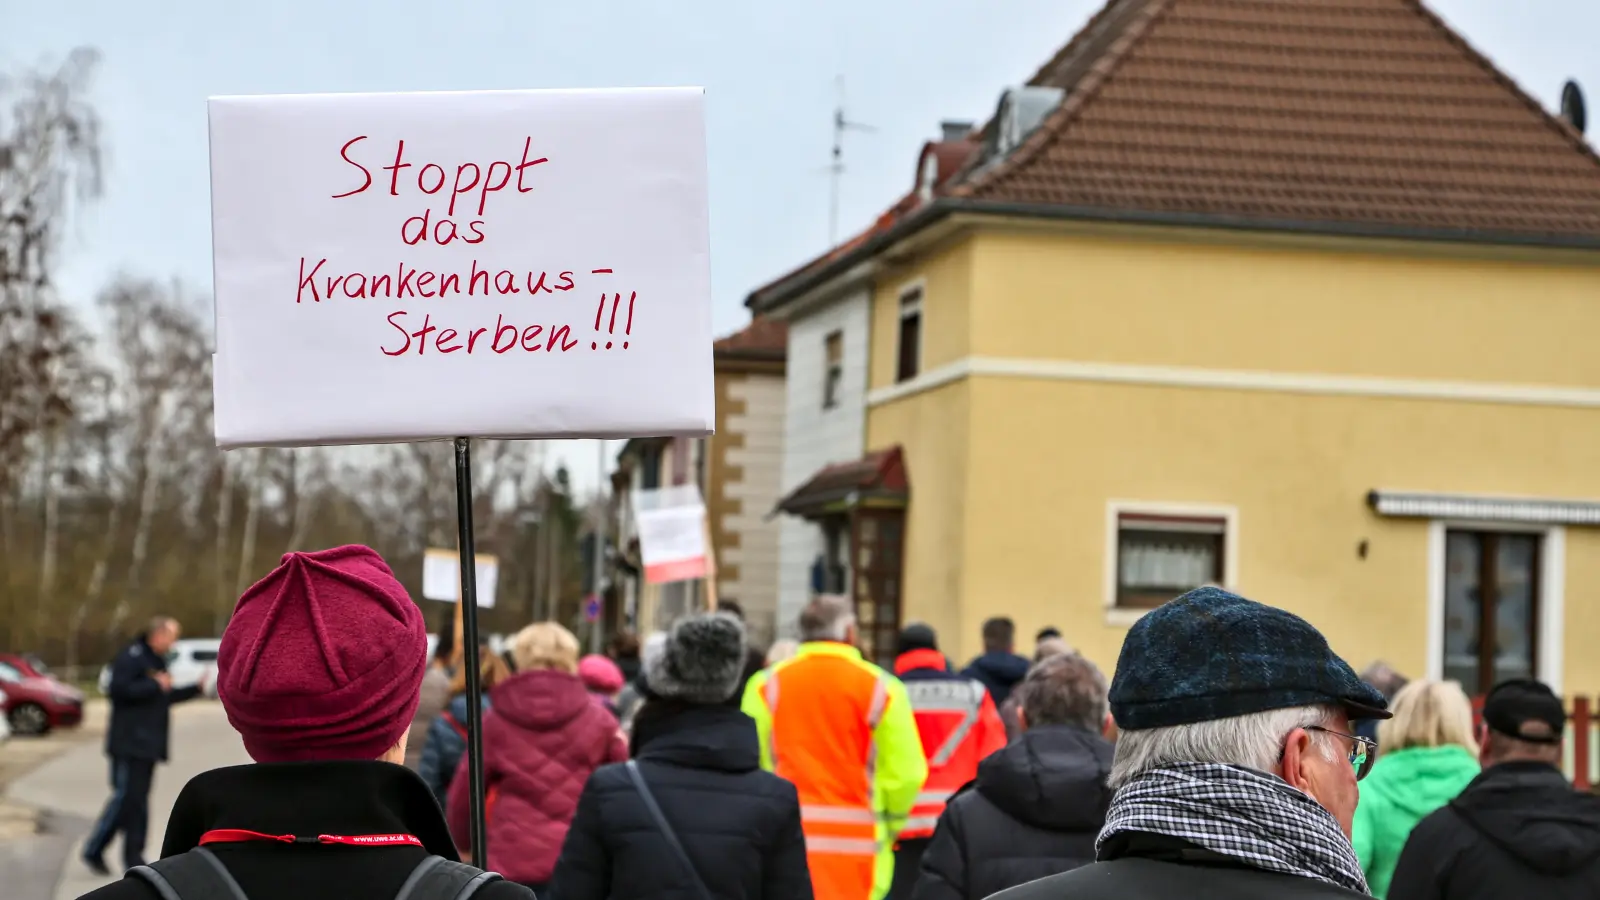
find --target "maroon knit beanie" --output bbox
[218,544,427,763]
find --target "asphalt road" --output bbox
[4,701,250,900]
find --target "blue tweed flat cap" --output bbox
[1109,586,1391,730]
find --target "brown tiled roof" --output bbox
[713,316,788,360]
[776,447,908,518]
[953,0,1600,237]
[748,0,1600,313]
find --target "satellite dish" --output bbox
[1562,79,1586,135]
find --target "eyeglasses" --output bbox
[1306,725,1377,781]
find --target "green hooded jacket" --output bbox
[1352,744,1480,897]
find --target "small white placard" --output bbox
[208,87,714,448]
[422,548,499,608]
[632,485,708,584]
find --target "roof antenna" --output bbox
[826,75,875,246]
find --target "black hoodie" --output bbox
[910,724,1113,900]
[1387,761,1600,900]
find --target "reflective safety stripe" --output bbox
[914,789,954,806]
[866,676,889,729]
[903,815,941,833]
[801,805,878,825]
[764,675,781,769]
[805,836,880,856]
[928,681,985,767]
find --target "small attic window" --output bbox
[996,86,1066,156]
[917,151,939,203]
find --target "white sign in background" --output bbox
[209,88,714,448]
[422,548,499,608]
[632,485,709,584]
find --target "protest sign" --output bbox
[422,547,499,608]
[208,87,714,448]
[632,485,709,584]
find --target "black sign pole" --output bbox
[453,437,488,868]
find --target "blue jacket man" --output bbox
[83,617,204,875]
[961,617,1030,706]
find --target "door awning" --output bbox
[1368,490,1600,526]
[776,446,908,520]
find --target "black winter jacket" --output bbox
[76,761,531,900]
[547,702,812,900]
[990,832,1369,900]
[911,724,1112,900]
[1387,760,1600,900]
[105,636,201,762]
[960,652,1030,706]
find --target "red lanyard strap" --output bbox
[200,829,422,847]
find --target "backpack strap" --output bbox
[128,848,250,900]
[393,855,505,900]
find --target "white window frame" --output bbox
[894,278,925,384]
[1104,501,1240,627]
[1425,519,1564,694]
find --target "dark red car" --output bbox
[0,658,83,735]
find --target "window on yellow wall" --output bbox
[823,330,844,409]
[896,285,923,383]
[1116,513,1226,608]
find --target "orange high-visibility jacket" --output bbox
[743,642,927,900]
[892,649,1008,840]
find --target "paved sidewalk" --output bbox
[4,701,249,900]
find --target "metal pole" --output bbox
[453,437,488,868]
[590,439,606,654]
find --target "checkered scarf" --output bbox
[1098,762,1370,895]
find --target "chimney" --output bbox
[940,120,974,143]
[1562,80,1587,135]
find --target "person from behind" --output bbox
[549,613,812,900]
[406,626,455,773]
[961,617,1029,707]
[418,649,515,809]
[912,651,1114,900]
[1351,680,1480,897]
[999,636,1073,741]
[1387,679,1600,900]
[78,545,531,900]
[447,622,627,892]
[888,623,1005,900]
[578,654,625,719]
[743,595,928,900]
[999,587,1391,900]
[1356,661,1410,746]
[1034,627,1062,653]
[714,599,770,706]
[609,630,642,684]
[615,631,667,733]
[83,615,207,876]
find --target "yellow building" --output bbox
[749,0,1600,695]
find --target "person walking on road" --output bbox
[960,617,1029,707]
[447,622,628,893]
[997,587,1392,900]
[888,623,1005,900]
[743,595,928,900]
[82,616,206,876]
[1386,678,1600,900]
[912,651,1114,900]
[418,650,515,809]
[78,544,532,900]
[549,612,813,900]
[1351,680,1480,897]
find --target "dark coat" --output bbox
[447,669,628,886]
[911,725,1112,900]
[105,637,201,762]
[991,832,1370,900]
[1387,761,1600,900]
[75,761,531,900]
[960,652,1030,706]
[418,694,488,809]
[547,702,812,900]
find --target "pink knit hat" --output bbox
[578,654,624,694]
[218,545,427,763]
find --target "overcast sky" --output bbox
[5,0,1595,494]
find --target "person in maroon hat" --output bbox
[78,544,533,900]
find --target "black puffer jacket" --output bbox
[547,702,812,900]
[911,724,1113,900]
[1387,761,1600,900]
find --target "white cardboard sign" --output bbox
[421,548,499,608]
[632,485,709,584]
[208,88,714,449]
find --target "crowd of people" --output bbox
[74,543,1600,900]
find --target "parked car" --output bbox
[98,638,221,695]
[0,660,83,735]
[0,652,56,682]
